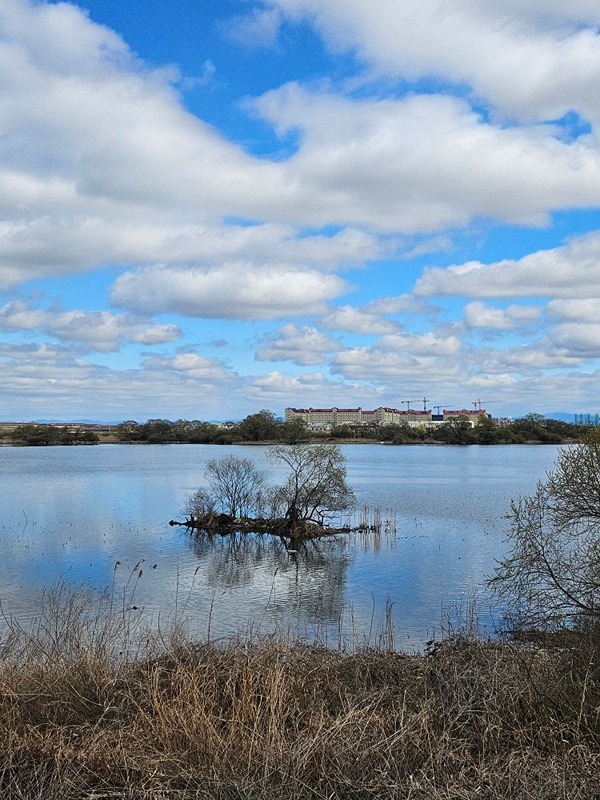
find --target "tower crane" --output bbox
[473,399,500,411]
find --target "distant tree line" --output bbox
[329,413,584,445]
[4,424,100,446]
[1,411,588,447]
[113,410,307,444]
[113,411,585,446]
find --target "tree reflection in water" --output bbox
[187,531,353,632]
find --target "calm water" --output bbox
[0,443,561,650]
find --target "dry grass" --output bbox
[0,587,599,799]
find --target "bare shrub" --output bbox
[183,487,216,519]
[491,428,600,630]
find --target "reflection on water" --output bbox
[189,532,351,631]
[0,443,563,649]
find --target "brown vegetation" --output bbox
[0,588,599,799]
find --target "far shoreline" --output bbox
[0,437,578,448]
[0,414,587,447]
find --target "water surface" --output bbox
[0,443,560,649]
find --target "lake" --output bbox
[0,443,562,650]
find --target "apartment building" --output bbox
[285,406,435,429]
[285,406,486,430]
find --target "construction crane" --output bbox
[421,396,429,411]
[473,399,500,411]
[433,405,442,415]
[402,400,412,412]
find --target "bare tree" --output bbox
[268,444,355,531]
[183,488,216,520]
[205,456,265,519]
[491,429,600,630]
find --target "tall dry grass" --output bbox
[0,585,598,799]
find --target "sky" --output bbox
[3,0,600,422]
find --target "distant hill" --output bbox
[31,419,122,425]
[543,412,577,422]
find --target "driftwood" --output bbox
[169,513,358,540]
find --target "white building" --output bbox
[286,406,435,429]
[285,406,487,430]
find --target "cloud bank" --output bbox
[2,0,600,420]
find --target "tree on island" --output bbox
[205,455,266,519]
[183,444,355,538]
[268,444,355,533]
[185,456,265,521]
[491,428,600,631]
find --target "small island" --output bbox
[172,444,360,542]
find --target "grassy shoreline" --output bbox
[1,589,599,799]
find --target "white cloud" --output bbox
[325,327,589,402]
[143,352,235,381]
[331,347,467,401]
[377,332,462,358]
[0,343,240,420]
[2,0,600,303]
[415,232,600,299]
[0,300,182,351]
[132,325,181,345]
[253,86,600,232]
[111,264,350,320]
[0,341,80,360]
[321,305,398,335]
[368,295,437,315]
[270,0,600,123]
[547,298,600,322]
[224,7,282,48]
[0,0,311,284]
[551,324,600,358]
[322,294,437,335]
[476,344,582,373]
[244,369,382,409]
[331,332,463,386]
[256,323,342,365]
[464,301,542,330]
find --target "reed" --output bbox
[356,505,397,536]
[0,584,598,798]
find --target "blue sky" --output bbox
[3,0,600,421]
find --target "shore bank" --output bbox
[2,594,598,799]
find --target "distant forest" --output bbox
[2,410,590,446]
